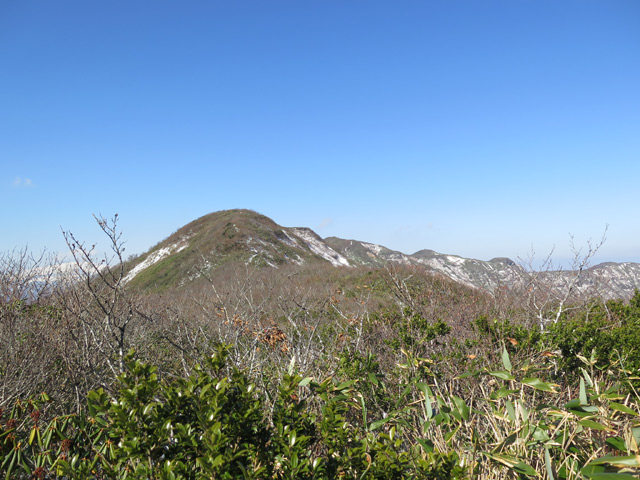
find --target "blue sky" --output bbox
[1,0,639,266]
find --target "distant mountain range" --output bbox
[122,209,640,299]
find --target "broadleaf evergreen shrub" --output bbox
[3,342,640,479]
[546,290,640,379]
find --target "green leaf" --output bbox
[444,424,461,445]
[545,447,555,480]
[298,377,312,387]
[579,419,613,432]
[452,395,470,421]
[359,394,368,428]
[511,461,538,477]
[521,377,557,392]
[489,370,515,381]
[502,348,512,372]
[587,455,640,467]
[605,437,627,451]
[610,402,639,416]
[142,403,156,416]
[417,382,434,419]
[580,367,594,387]
[531,426,550,443]
[490,385,519,399]
[4,450,17,480]
[28,427,37,445]
[211,454,224,468]
[517,399,530,423]
[493,432,517,452]
[42,425,53,448]
[485,453,538,477]
[417,438,434,453]
[288,356,296,375]
[369,416,393,431]
[579,377,588,405]
[565,399,599,415]
[632,427,640,447]
[583,474,640,479]
[199,383,212,398]
[335,380,356,391]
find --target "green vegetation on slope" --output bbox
[126,209,330,292]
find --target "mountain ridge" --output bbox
[122,209,640,298]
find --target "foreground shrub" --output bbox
[2,345,640,479]
[546,290,640,379]
[1,346,464,479]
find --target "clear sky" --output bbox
[1,0,639,267]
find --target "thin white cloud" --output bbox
[12,177,34,187]
[317,217,333,229]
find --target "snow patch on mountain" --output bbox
[279,230,299,248]
[290,228,351,267]
[31,260,94,279]
[388,252,413,265]
[362,242,384,256]
[446,255,465,266]
[286,253,305,265]
[420,257,477,289]
[123,238,189,284]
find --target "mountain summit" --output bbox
[124,209,349,290]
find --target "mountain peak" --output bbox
[124,209,348,290]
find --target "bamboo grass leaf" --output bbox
[580,377,588,405]
[545,447,555,480]
[579,419,614,432]
[452,395,470,421]
[417,382,434,419]
[582,471,640,479]
[489,370,515,381]
[484,453,538,477]
[610,402,639,416]
[587,455,640,467]
[502,348,512,372]
[606,437,627,451]
[369,416,393,431]
[522,377,558,392]
[505,401,517,422]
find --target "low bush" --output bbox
[3,344,640,479]
[546,290,640,378]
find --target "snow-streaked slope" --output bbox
[290,228,350,267]
[110,210,640,299]
[123,238,189,284]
